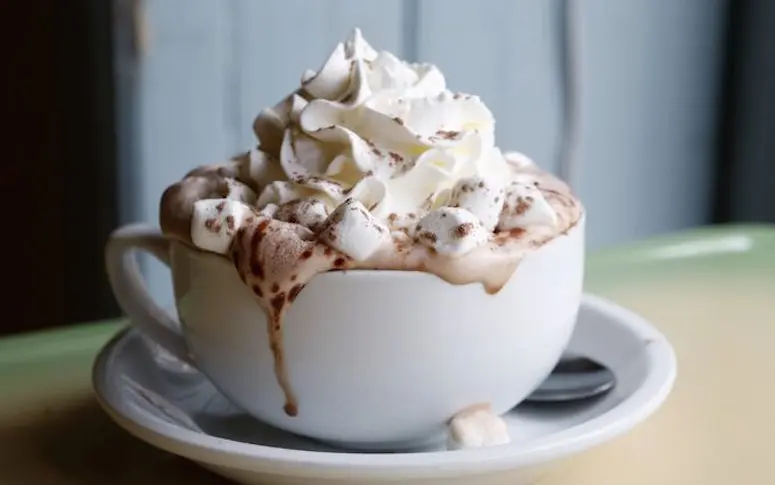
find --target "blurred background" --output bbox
[6,0,773,335]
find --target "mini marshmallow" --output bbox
[318,198,390,261]
[449,176,505,232]
[386,210,426,237]
[498,179,557,231]
[275,198,330,232]
[258,203,279,218]
[415,207,488,257]
[447,404,510,450]
[191,199,253,254]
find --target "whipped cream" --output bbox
[250,28,524,228]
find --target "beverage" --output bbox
[107,28,584,449]
[158,29,582,417]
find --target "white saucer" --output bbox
[92,294,676,485]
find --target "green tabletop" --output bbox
[1,224,774,485]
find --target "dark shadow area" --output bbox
[715,0,775,223]
[1,0,121,335]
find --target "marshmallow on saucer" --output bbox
[449,176,505,232]
[319,198,390,261]
[447,403,511,450]
[191,199,253,254]
[498,179,557,231]
[275,198,330,232]
[415,207,488,257]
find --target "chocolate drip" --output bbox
[232,217,344,416]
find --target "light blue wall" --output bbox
[118,0,727,305]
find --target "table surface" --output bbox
[1,224,774,485]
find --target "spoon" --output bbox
[524,353,616,403]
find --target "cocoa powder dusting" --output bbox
[455,222,474,238]
[515,197,531,215]
[436,129,460,140]
[418,231,437,243]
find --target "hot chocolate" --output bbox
[159,29,582,416]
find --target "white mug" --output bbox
[105,216,585,450]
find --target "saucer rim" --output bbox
[92,293,676,478]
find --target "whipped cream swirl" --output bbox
[251,28,514,220]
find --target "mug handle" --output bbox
[105,223,194,366]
